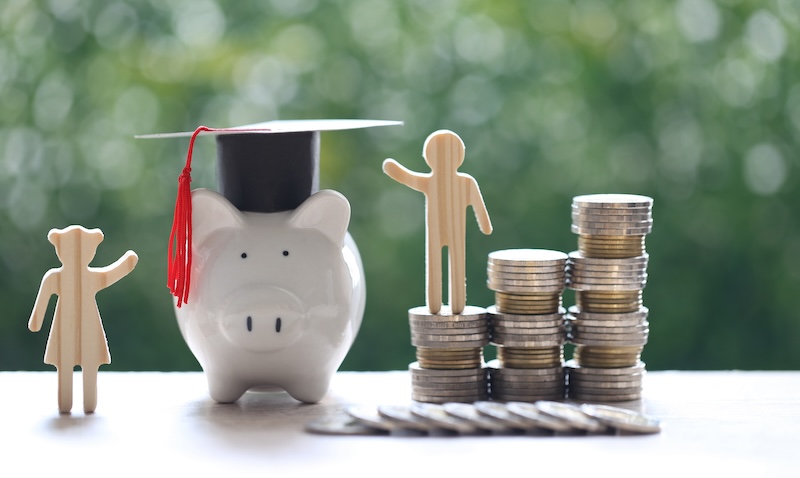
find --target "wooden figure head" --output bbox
[423,130,465,173]
[47,225,104,266]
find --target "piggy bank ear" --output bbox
[289,190,351,247]
[192,189,243,246]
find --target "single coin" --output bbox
[408,305,486,320]
[346,405,406,432]
[410,361,488,375]
[534,401,607,432]
[505,401,574,432]
[409,403,479,434]
[411,393,489,404]
[488,249,569,266]
[567,283,646,292]
[569,392,642,402]
[472,401,536,429]
[572,213,652,224]
[409,319,488,330]
[487,269,567,281]
[572,194,654,208]
[305,413,389,436]
[569,251,649,264]
[489,278,567,288]
[571,224,652,235]
[489,284,566,294]
[573,218,653,228]
[487,265,566,276]
[565,359,646,374]
[579,404,661,434]
[572,204,653,214]
[376,405,434,431]
[443,402,514,432]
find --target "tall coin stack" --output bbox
[408,306,490,403]
[485,249,568,402]
[565,194,653,402]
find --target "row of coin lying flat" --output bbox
[306,399,661,436]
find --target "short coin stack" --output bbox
[408,306,490,403]
[485,249,568,402]
[566,194,653,402]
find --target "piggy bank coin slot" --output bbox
[283,250,289,256]
[241,252,247,258]
[276,317,282,333]
[247,316,253,332]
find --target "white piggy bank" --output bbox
[174,188,365,403]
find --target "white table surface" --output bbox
[1,370,798,476]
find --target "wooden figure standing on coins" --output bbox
[383,130,492,315]
[28,225,138,413]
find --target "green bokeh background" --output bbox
[1,0,798,372]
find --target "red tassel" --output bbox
[168,125,271,307]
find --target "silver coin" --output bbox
[568,270,648,280]
[567,282,646,292]
[569,306,649,320]
[568,317,647,328]
[571,225,653,236]
[346,405,406,432]
[488,249,569,266]
[487,267,566,279]
[573,323,649,335]
[568,274,648,284]
[487,265,567,276]
[487,360,563,375]
[572,218,653,228]
[572,194,654,208]
[505,401,574,432]
[492,391,566,402]
[408,319,488,329]
[409,403,479,434]
[305,412,389,436]
[472,401,538,429]
[569,392,642,402]
[492,338,566,347]
[579,404,661,434]
[570,386,643,396]
[442,402,515,432]
[492,326,565,337]
[489,283,566,294]
[410,326,489,337]
[376,405,435,431]
[570,338,648,347]
[412,393,489,403]
[491,321,565,332]
[568,251,649,263]
[488,305,565,320]
[410,362,488,375]
[572,213,653,224]
[408,305,486,320]
[534,400,607,432]
[571,330,649,340]
[565,359,646,373]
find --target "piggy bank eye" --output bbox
[241,252,247,259]
[282,250,289,257]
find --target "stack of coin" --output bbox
[408,306,489,403]
[565,359,645,402]
[566,194,653,402]
[486,249,568,402]
[487,359,566,402]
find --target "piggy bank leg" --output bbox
[206,371,249,403]
[283,373,332,404]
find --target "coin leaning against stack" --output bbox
[566,194,653,402]
[408,305,489,403]
[486,249,568,402]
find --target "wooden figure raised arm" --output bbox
[28,225,138,413]
[382,130,492,315]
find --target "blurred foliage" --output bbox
[1,0,799,372]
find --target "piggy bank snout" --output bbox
[219,286,306,352]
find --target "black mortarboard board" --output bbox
[136,119,402,305]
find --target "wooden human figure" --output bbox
[28,225,138,413]
[383,130,492,315]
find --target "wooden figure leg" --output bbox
[449,240,466,315]
[427,243,442,314]
[57,367,73,413]
[83,366,98,413]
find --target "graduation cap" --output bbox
[136,119,402,306]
